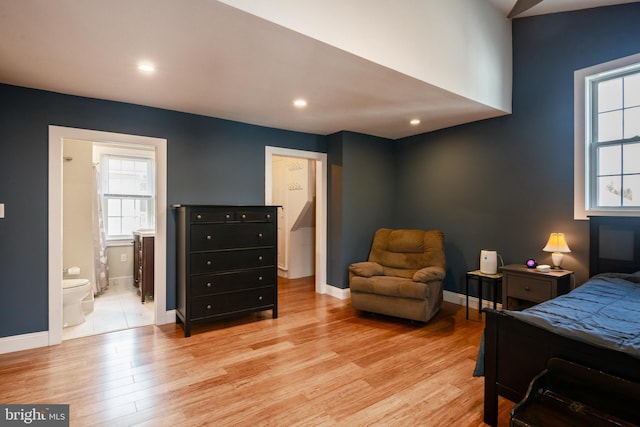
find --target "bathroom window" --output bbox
[101,154,155,240]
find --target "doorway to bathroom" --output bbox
[62,139,156,340]
[49,126,168,346]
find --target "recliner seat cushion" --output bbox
[350,275,430,300]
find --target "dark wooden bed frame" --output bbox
[483,216,640,426]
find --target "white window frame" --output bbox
[574,52,640,220]
[94,145,156,244]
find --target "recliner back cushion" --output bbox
[368,228,445,279]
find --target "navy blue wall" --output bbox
[327,131,396,288]
[0,84,325,338]
[395,3,640,295]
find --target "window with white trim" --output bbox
[574,53,640,219]
[101,154,155,240]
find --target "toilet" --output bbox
[62,279,94,327]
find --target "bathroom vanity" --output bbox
[133,230,154,303]
[173,205,279,337]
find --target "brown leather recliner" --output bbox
[349,228,446,323]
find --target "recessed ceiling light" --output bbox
[137,62,156,73]
[410,118,421,125]
[293,99,308,108]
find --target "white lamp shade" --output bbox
[543,233,571,253]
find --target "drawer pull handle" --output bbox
[258,276,263,281]
[206,304,212,310]
[242,214,247,219]
[266,214,271,219]
[206,260,212,266]
[258,233,263,238]
[206,282,212,288]
[207,235,212,240]
[225,214,231,219]
[258,296,263,300]
[197,214,202,219]
[258,256,263,261]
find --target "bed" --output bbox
[482,216,640,426]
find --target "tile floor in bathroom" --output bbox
[62,282,154,341]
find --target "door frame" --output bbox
[48,125,169,346]
[265,146,327,294]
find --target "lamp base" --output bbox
[551,252,563,269]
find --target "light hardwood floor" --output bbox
[0,277,513,426]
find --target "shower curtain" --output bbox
[92,164,109,294]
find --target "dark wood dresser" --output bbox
[133,230,154,303]
[174,205,279,337]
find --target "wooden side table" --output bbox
[466,270,502,319]
[501,264,573,310]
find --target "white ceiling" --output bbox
[0,0,635,139]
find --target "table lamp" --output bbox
[542,232,571,269]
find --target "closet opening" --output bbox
[264,146,328,295]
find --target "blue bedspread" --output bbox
[506,272,640,358]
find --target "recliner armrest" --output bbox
[413,266,445,283]
[349,261,384,277]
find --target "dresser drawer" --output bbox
[191,287,275,319]
[190,248,275,274]
[190,223,274,251]
[507,275,551,302]
[190,268,275,297]
[191,209,236,223]
[237,210,274,222]
[190,208,275,224]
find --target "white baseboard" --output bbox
[0,331,49,355]
[321,286,501,310]
[159,309,177,325]
[323,283,351,300]
[444,290,503,311]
